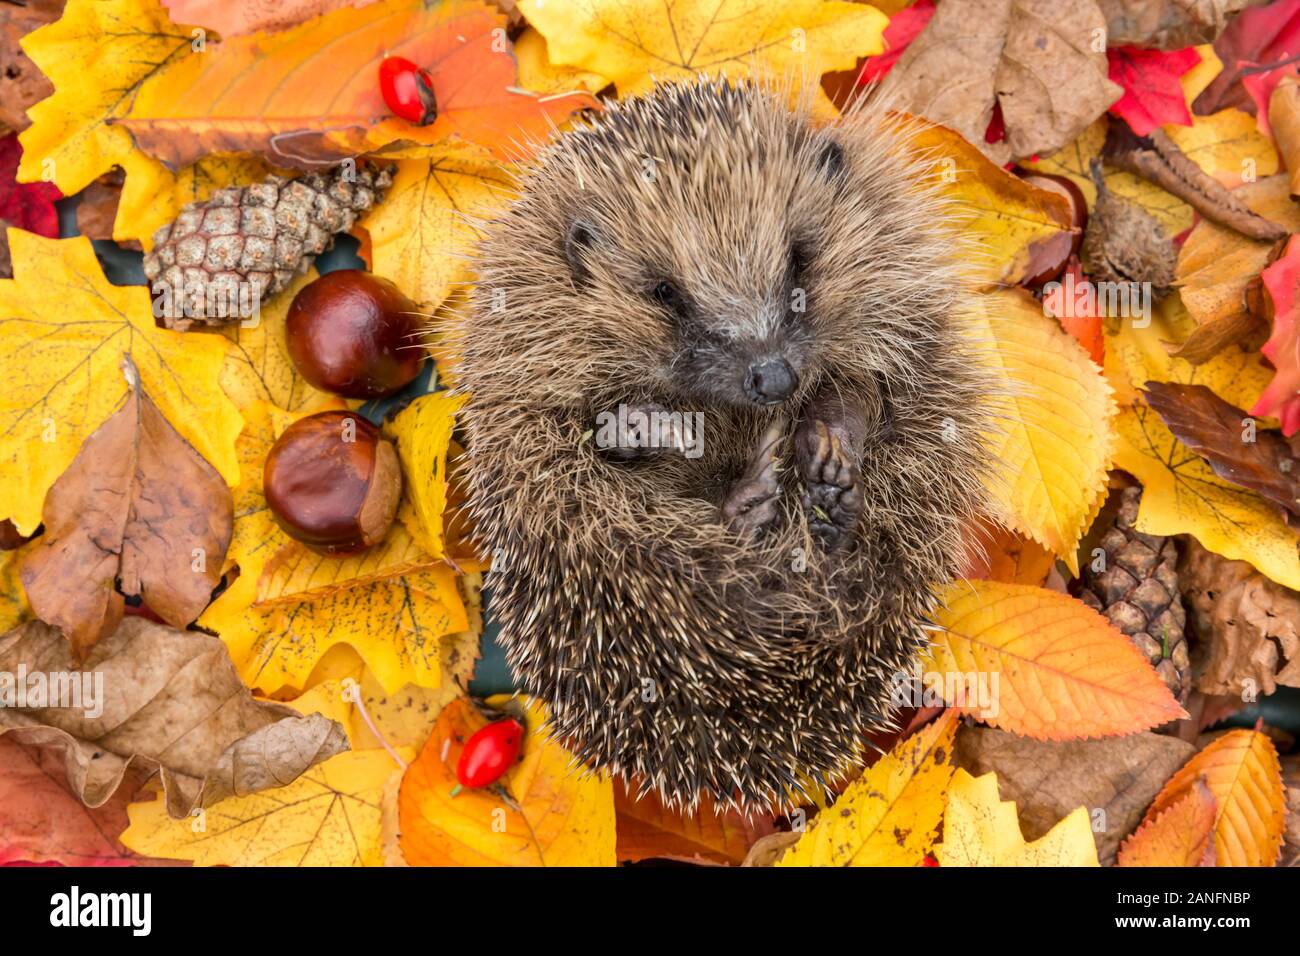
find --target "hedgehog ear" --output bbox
[815,140,846,183]
[564,219,600,281]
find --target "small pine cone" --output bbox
[1079,486,1190,704]
[143,162,394,330]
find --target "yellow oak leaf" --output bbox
[908,122,1077,288]
[201,557,467,697]
[518,0,887,113]
[359,146,514,311]
[924,580,1186,739]
[515,28,609,96]
[218,270,338,414]
[936,769,1099,867]
[398,696,616,866]
[1142,729,1286,867]
[116,0,593,169]
[383,390,467,559]
[120,747,411,866]
[974,288,1115,569]
[17,0,269,246]
[0,231,241,535]
[777,710,957,867]
[1117,778,1217,867]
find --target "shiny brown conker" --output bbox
[262,410,402,555]
[285,270,427,399]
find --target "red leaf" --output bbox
[1107,46,1200,137]
[1196,0,1300,115]
[857,0,934,85]
[0,133,59,237]
[1042,259,1104,364]
[0,737,183,867]
[1251,234,1300,434]
[1242,60,1300,139]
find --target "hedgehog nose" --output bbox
[744,358,797,405]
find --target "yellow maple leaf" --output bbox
[515,28,609,96]
[1104,300,1300,590]
[359,146,514,311]
[925,580,1186,739]
[974,288,1115,568]
[383,390,467,559]
[518,0,886,113]
[121,747,410,866]
[0,231,241,535]
[218,270,338,414]
[17,0,268,245]
[777,710,957,867]
[398,696,616,866]
[1141,729,1286,867]
[936,769,1099,867]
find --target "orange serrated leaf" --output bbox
[117,0,597,170]
[1118,778,1217,867]
[1142,729,1286,867]
[924,580,1186,739]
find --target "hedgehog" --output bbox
[452,77,996,813]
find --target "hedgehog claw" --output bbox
[721,417,786,536]
[796,417,863,550]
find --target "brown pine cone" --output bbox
[1079,486,1190,703]
[143,162,394,330]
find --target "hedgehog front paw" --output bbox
[796,417,863,550]
[721,417,786,536]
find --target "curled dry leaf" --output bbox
[20,357,233,660]
[882,0,1121,166]
[1269,75,1300,196]
[1117,777,1218,866]
[1097,0,1267,49]
[0,617,348,819]
[1178,537,1300,697]
[1254,234,1300,433]
[955,724,1195,864]
[1142,728,1286,866]
[615,783,775,865]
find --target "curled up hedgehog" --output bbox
[453,77,996,813]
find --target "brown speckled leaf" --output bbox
[0,618,348,819]
[20,357,232,660]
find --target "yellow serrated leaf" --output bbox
[925,580,1186,739]
[1143,730,1286,867]
[383,390,467,559]
[398,696,616,866]
[17,0,269,246]
[936,769,1099,867]
[0,232,242,535]
[777,710,957,867]
[975,288,1115,569]
[121,748,411,866]
[518,0,886,114]
[360,146,514,311]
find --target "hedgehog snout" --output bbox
[743,357,798,405]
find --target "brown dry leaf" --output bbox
[0,0,61,133]
[0,618,347,818]
[74,169,129,244]
[963,520,1056,585]
[955,724,1195,864]
[1144,728,1286,866]
[1117,778,1218,866]
[1097,0,1268,49]
[883,0,1121,166]
[20,358,232,660]
[1174,176,1300,363]
[615,783,774,865]
[1179,537,1300,697]
[1270,75,1300,197]
[160,0,380,37]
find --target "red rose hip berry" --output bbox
[453,718,526,793]
[379,56,437,126]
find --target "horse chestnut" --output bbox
[263,410,402,555]
[286,270,427,400]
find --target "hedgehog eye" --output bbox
[815,140,845,182]
[789,240,812,281]
[650,279,688,318]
